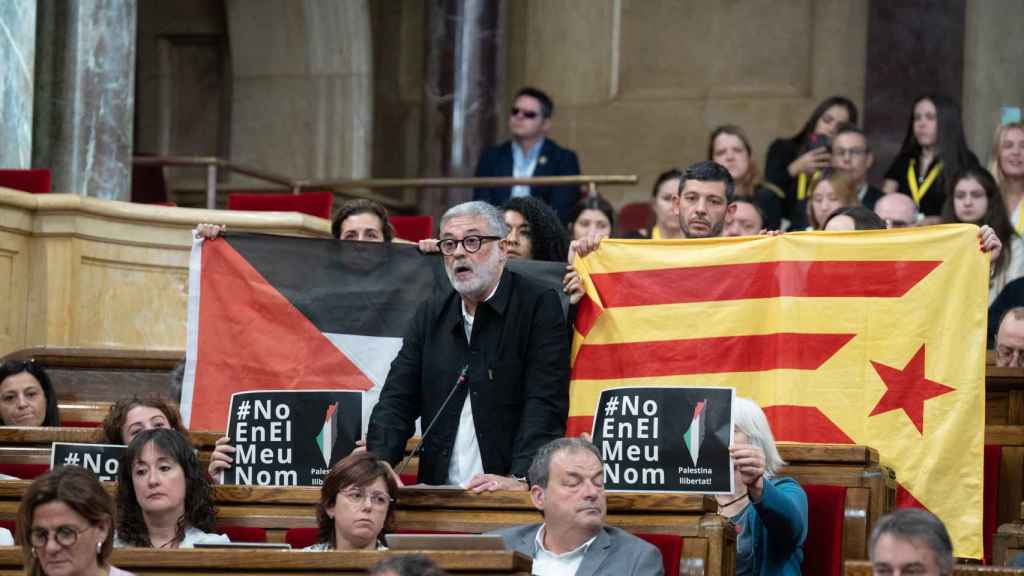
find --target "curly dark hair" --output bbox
[331,198,394,242]
[101,396,185,445]
[316,451,398,549]
[0,360,60,426]
[116,428,217,547]
[502,196,569,262]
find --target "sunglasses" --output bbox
[510,107,539,120]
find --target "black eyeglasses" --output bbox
[30,525,93,548]
[437,235,502,255]
[510,107,539,120]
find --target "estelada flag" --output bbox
[181,232,569,433]
[567,225,986,558]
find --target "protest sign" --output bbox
[225,390,363,486]
[591,387,733,493]
[50,443,126,482]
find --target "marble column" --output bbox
[33,0,136,200]
[0,1,36,168]
[418,0,505,219]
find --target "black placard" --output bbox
[591,387,734,493]
[225,390,363,486]
[50,443,126,482]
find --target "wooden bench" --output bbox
[0,482,731,576]
[2,347,183,403]
[777,443,894,562]
[846,559,1024,575]
[0,547,532,576]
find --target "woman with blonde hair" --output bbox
[991,123,1024,233]
[709,125,784,230]
[806,172,859,230]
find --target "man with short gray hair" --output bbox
[869,508,953,576]
[490,437,664,576]
[368,201,570,491]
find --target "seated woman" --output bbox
[502,196,569,261]
[308,451,398,551]
[101,396,185,445]
[17,465,131,576]
[823,206,886,231]
[568,195,615,242]
[626,169,683,239]
[115,428,229,548]
[198,198,394,243]
[0,360,60,427]
[719,397,807,576]
[709,125,784,231]
[806,172,858,231]
[942,166,1023,303]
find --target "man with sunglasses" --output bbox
[368,201,570,491]
[473,87,582,223]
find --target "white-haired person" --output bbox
[718,397,807,576]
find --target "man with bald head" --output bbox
[874,193,920,229]
[996,307,1024,367]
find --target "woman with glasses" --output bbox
[308,452,398,550]
[115,428,229,548]
[0,360,60,427]
[17,465,131,576]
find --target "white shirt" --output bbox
[531,524,597,576]
[114,526,230,548]
[511,138,545,198]
[446,280,501,486]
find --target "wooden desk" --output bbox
[987,366,1024,534]
[846,559,1024,575]
[0,483,732,576]
[0,547,532,576]
[777,443,894,562]
[0,427,222,467]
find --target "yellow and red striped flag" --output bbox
[568,225,986,558]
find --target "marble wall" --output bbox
[32,0,137,201]
[0,1,36,168]
[375,0,869,207]
[963,0,1024,167]
[224,0,372,184]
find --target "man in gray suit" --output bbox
[490,437,664,576]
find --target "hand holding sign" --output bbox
[729,439,766,501]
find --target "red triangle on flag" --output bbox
[190,240,374,431]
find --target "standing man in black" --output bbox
[367,201,570,491]
[474,87,582,224]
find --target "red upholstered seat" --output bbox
[217,525,267,543]
[984,444,1002,564]
[389,215,434,242]
[227,191,333,220]
[0,169,52,194]
[285,527,319,549]
[617,202,651,236]
[0,463,49,479]
[636,532,682,576]
[802,484,846,576]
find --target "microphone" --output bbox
[395,364,470,479]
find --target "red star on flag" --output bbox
[869,344,955,434]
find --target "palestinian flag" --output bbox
[181,232,568,433]
[316,403,339,467]
[567,225,987,558]
[683,400,706,467]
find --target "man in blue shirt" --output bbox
[473,87,582,223]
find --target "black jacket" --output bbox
[473,138,582,223]
[366,268,570,484]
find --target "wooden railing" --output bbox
[133,155,637,211]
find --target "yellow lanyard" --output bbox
[651,225,662,240]
[907,159,943,206]
[1014,202,1024,236]
[796,170,823,201]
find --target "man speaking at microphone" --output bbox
[367,201,570,491]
